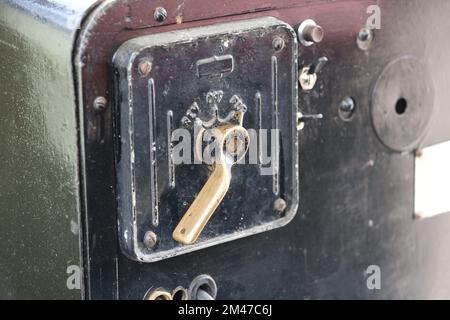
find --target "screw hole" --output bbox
[395,98,408,115]
[272,36,285,52]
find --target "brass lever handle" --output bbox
[172,124,249,245]
[172,163,231,245]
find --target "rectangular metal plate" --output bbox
[415,140,450,219]
[113,17,299,262]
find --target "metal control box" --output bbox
[113,17,299,262]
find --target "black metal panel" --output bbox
[75,0,450,299]
[112,17,299,263]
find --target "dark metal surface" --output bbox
[113,17,299,262]
[371,57,435,152]
[2,0,450,300]
[0,0,99,299]
[75,0,450,300]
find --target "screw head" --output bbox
[340,97,355,112]
[358,29,370,41]
[93,96,107,112]
[154,7,167,23]
[138,60,152,76]
[272,36,285,52]
[143,231,158,249]
[357,27,374,50]
[339,97,356,121]
[274,198,287,214]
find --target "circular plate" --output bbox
[371,57,435,152]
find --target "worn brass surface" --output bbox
[173,125,250,245]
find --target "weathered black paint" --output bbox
[1,0,450,300]
[112,17,299,262]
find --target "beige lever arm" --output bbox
[172,124,249,245]
[172,163,232,245]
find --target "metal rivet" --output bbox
[154,7,167,23]
[93,96,107,112]
[274,198,287,214]
[143,231,158,249]
[357,27,374,50]
[339,97,356,121]
[138,60,152,76]
[272,36,285,52]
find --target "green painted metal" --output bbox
[0,1,97,299]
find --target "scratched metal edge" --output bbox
[70,0,105,301]
[112,17,300,263]
[73,0,119,300]
[71,0,450,300]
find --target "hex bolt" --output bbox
[93,96,107,112]
[357,27,374,50]
[272,36,285,52]
[138,60,152,76]
[274,198,287,214]
[143,231,158,249]
[154,7,168,23]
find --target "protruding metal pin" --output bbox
[300,114,324,121]
[303,24,324,44]
[308,57,328,75]
[299,56,328,91]
[297,112,323,131]
[297,19,324,46]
